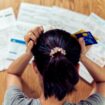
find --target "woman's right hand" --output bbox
[78,38,91,60]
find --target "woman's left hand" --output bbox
[24,26,43,54]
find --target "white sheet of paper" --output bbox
[48,6,88,33]
[0,8,16,70]
[0,8,16,30]
[7,38,26,60]
[18,3,52,25]
[18,3,88,33]
[83,13,105,68]
[89,13,105,28]
[86,41,105,67]
[79,62,93,83]
[83,13,105,42]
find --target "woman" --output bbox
[3,26,105,105]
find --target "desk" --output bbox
[0,0,105,104]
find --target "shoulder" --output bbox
[3,86,40,105]
[79,93,105,105]
[65,93,105,105]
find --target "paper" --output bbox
[83,13,105,67]
[0,8,16,30]
[49,6,88,33]
[18,3,52,25]
[88,13,105,28]
[0,8,16,70]
[86,41,105,67]
[7,38,26,60]
[83,13,105,42]
[17,3,88,33]
[79,62,93,83]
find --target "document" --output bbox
[83,13,105,42]
[89,13,105,28]
[7,37,26,60]
[48,6,88,33]
[79,62,93,83]
[83,13,105,68]
[86,41,105,67]
[0,8,16,70]
[17,3,88,33]
[18,3,52,26]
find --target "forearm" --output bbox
[80,55,105,83]
[7,52,32,76]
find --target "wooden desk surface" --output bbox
[0,0,105,104]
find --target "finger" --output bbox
[78,38,85,47]
[78,38,86,53]
[24,32,33,43]
[32,26,43,34]
[25,32,36,44]
[31,26,43,38]
[27,40,34,50]
[29,34,37,42]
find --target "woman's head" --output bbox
[31,29,81,101]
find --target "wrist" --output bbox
[24,52,33,59]
[80,53,87,62]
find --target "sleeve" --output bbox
[3,86,40,105]
[78,93,105,105]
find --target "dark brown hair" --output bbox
[32,29,81,100]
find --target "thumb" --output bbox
[78,38,85,47]
[78,38,86,54]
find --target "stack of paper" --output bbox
[0,2,105,84]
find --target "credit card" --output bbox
[72,31,97,45]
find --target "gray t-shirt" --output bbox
[3,86,105,105]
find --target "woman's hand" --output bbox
[78,38,91,60]
[24,26,43,54]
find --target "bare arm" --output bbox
[7,52,32,90]
[6,26,43,90]
[79,38,105,97]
